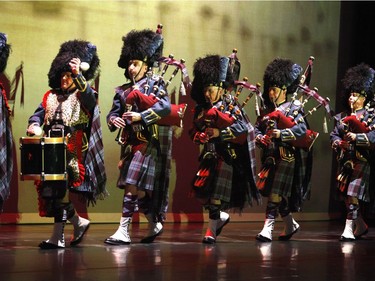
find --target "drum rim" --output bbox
[20,136,67,144]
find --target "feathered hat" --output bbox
[48,39,100,89]
[262,58,302,107]
[191,54,238,104]
[341,63,375,109]
[117,29,164,79]
[0,33,11,73]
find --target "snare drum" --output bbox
[20,136,67,181]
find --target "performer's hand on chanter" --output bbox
[338,140,350,150]
[111,116,126,128]
[259,134,272,146]
[193,132,210,144]
[270,129,281,139]
[345,132,357,142]
[122,111,141,123]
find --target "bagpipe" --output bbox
[115,24,191,145]
[340,101,375,133]
[341,115,372,134]
[233,78,263,117]
[339,102,375,152]
[125,54,190,127]
[192,50,260,194]
[261,56,334,151]
[194,50,263,146]
[192,104,245,195]
[262,110,319,151]
[335,103,375,191]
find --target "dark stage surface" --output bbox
[0,221,374,281]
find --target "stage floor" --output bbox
[0,221,374,281]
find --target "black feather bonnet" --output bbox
[191,54,237,104]
[117,29,163,79]
[262,58,302,107]
[48,40,100,89]
[341,63,375,109]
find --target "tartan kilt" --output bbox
[195,157,233,203]
[117,144,157,192]
[345,159,371,202]
[0,93,13,207]
[270,157,295,197]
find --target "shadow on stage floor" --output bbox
[0,221,374,281]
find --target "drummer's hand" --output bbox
[69,58,81,76]
[122,112,141,123]
[26,124,42,136]
[111,117,126,128]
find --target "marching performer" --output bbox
[0,32,14,212]
[330,63,375,241]
[189,54,260,244]
[26,40,107,249]
[105,28,171,245]
[255,58,313,242]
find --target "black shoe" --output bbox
[104,237,130,245]
[140,229,163,244]
[202,236,216,244]
[354,228,368,239]
[339,236,355,242]
[39,241,65,249]
[255,234,272,242]
[278,227,300,241]
[71,223,90,246]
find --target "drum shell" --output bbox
[20,137,67,181]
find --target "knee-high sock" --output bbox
[278,197,290,218]
[207,204,221,220]
[138,194,152,215]
[346,202,359,220]
[122,194,138,218]
[266,201,279,219]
